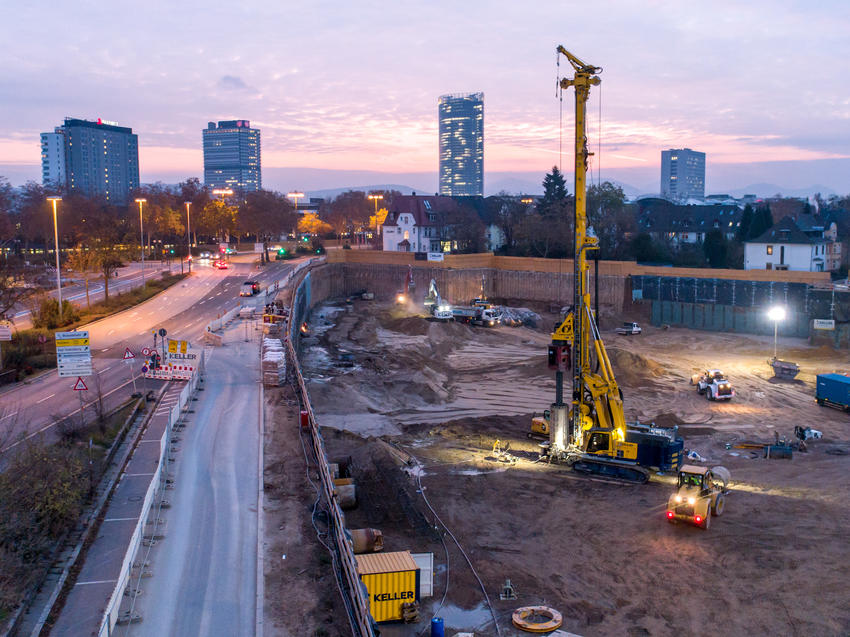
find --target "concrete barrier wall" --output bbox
[305,262,627,318]
[327,250,831,285]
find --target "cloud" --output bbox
[217,75,254,92]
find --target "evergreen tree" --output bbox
[736,204,753,242]
[748,204,773,240]
[539,166,568,217]
[703,229,728,267]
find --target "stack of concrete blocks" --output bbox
[261,337,286,386]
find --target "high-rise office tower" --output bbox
[40,118,140,203]
[40,129,67,187]
[203,120,261,192]
[661,148,706,201]
[438,93,484,196]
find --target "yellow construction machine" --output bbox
[535,47,683,482]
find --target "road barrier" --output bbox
[281,260,374,637]
[96,352,206,637]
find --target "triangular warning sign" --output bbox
[123,348,135,360]
[73,377,88,391]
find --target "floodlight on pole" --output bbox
[767,306,786,359]
[368,194,384,240]
[47,196,63,321]
[184,202,192,273]
[287,191,305,213]
[135,198,147,287]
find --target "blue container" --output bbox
[431,617,445,637]
[816,373,850,410]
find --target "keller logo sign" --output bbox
[373,591,415,602]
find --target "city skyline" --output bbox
[1,2,848,195]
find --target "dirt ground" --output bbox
[295,299,850,636]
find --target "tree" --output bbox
[539,166,569,218]
[703,229,728,267]
[515,214,571,258]
[197,200,237,241]
[630,233,669,263]
[736,204,754,242]
[298,213,332,235]
[586,182,632,259]
[239,190,296,241]
[748,204,773,240]
[488,194,529,254]
[65,247,100,308]
[0,260,36,321]
[443,204,485,254]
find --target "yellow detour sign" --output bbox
[167,339,189,354]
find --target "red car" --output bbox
[213,260,229,269]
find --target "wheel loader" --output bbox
[666,465,730,529]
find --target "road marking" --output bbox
[0,411,19,421]
[76,579,118,586]
[100,365,114,374]
[36,393,56,404]
[125,472,156,477]
[101,348,110,352]
[107,329,115,336]
[104,517,139,522]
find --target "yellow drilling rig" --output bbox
[538,47,683,483]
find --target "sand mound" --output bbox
[382,315,431,336]
[607,347,667,387]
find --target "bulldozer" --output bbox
[666,465,730,529]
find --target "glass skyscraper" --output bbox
[438,93,483,196]
[203,120,261,192]
[40,118,140,204]
[661,148,706,201]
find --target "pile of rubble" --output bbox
[262,337,287,386]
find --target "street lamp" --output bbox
[368,194,384,245]
[47,196,63,321]
[287,191,305,213]
[184,201,192,273]
[135,198,147,287]
[767,306,786,359]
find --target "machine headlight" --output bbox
[687,497,696,505]
[674,495,682,503]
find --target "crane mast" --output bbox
[542,47,682,482]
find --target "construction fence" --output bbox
[285,263,375,637]
[634,275,850,342]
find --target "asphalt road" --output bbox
[0,256,294,452]
[122,320,262,637]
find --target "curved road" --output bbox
[0,256,294,453]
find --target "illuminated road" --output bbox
[0,256,294,452]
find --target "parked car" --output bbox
[615,322,642,335]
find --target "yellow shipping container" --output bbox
[357,551,420,623]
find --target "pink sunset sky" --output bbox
[1,1,848,195]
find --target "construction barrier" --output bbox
[96,351,206,637]
[282,261,375,637]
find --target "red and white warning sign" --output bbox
[167,363,196,380]
[141,347,151,356]
[123,348,135,361]
[72,377,88,391]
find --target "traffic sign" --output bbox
[72,377,88,391]
[141,347,151,356]
[56,331,92,378]
[0,321,11,341]
[123,348,135,360]
[141,365,148,373]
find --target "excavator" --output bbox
[537,47,683,483]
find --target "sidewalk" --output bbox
[49,383,184,636]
